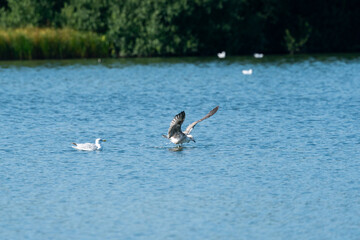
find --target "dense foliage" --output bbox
[1,0,359,57]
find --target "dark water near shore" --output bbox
[1,54,360,239]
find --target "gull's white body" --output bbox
[217,51,226,58]
[169,134,194,145]
[254,53,264,58]
[242,69,253,75]
[72,138,106,151]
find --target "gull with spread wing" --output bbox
[163,106,219,145]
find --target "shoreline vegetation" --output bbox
[0,0,360,60]
[0,28,108,60]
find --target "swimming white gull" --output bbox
[242,69,253,75]
[254,53,264,58]
[217,51,226,58]
[72,138,106,151]
[163,106,219,145]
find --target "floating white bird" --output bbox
[242,69,253,75]
[72,138,106,151]
[254,53,264,58]
[163,106,219,145]
[217,51,226,58]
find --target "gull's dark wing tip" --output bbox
[211,106,219,115]
[172,111,185,125]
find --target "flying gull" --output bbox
[72,138,106,151]
[163,106,219,145]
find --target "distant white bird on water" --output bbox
[217,51,226,58]
[242,69,253,75]
[163,106,219,145]
[254,53,264,58]
[72,138,106,151]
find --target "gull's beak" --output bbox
[192,139,196,143]
[102,139,107,142]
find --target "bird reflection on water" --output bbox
[168,145,198,152]
[168,146,184,152]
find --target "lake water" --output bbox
[1,55,360,239]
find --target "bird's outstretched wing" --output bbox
[168,111,185,138]
[183,106,219,135]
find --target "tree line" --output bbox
[1,0,359,57]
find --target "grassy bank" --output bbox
[0,28,108,60]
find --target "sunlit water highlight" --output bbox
[1,55,360,239]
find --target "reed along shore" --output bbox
[0,28,108,60]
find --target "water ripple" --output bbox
[1,55,360,239]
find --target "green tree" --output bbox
[0,0,66,27]
[107,0,198,57]
[61,0,109,33]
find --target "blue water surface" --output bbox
[1,55,360,239]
